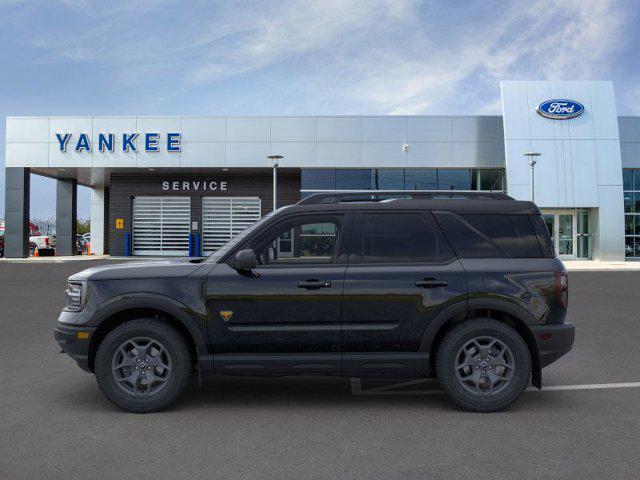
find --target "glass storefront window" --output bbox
[624,192,634,213]
[625,215,634,235]
[404,170,438,190]
[474,169,504,191]
[623,169,640,260]
[301,168,505,193]
[623,169,634,190]
[437,169,471,190]
[301,170,336,190]
[577,210,592,259]
[372,169,405,190]
[335,169,371,189]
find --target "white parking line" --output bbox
[350,378,640,396]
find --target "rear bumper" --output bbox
[54,323,96,373]
[531,322,575,368]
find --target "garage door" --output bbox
[132,196,191,256]
[202,197,261,254]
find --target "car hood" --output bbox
[68,258,207,281]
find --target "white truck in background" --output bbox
[29,223,56,256]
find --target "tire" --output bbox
[436,318,531,412]
[95,318,192,413]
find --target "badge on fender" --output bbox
[219,310,233,321]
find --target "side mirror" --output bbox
[230,248,258,271]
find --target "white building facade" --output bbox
[4,80,638,260]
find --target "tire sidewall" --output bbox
[437,319,531,412]
[95,320,190,413]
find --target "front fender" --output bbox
[90,293,209,355]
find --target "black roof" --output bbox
[291,191,540,215]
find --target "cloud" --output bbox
[348,0,630,113]
[8,0,635,114]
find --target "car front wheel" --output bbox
[95,318,192,413]
[436,318,531,412]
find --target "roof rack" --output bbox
[297,190,513,205]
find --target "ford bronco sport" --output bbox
[55,191,574,413]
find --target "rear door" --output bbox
[341,211,467,375]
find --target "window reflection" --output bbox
[301,168,504,192]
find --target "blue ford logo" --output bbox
[536,99,584,120]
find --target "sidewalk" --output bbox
[562,260,640,271]
[0,255,155,263]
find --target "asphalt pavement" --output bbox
[1,261,639,479]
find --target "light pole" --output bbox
[524,152,541,202]
[267,154,283,212]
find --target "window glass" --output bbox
[252,217,340,265]
[634,170,640,191]
[624,192,634,213]
[473,169,504,191]
[336,169,372,189]
[531,214,555,257]
[462,214,542,258]
[623,169,634,190]
[434,212,500,258]
[405,170,438,190]
[301,169,336,190]
[372,169,404,189]
[438,169,471,190]
[626,236,636,258]
[356,213,453,263]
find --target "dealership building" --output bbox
[4,80,640,260]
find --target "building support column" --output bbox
[4,168,30,258]
[90,187,105,255]
[56,179,77,256]
[595,185,626,261]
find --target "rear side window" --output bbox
[433,212,500,258]
[529,214,556,257]
[461,215,542,258]
[353,212,454,263]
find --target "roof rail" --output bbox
[297,190,513,205]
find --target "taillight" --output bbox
[556,271,568,310]
[45,237,49,246]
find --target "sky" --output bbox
[1,0,639,220]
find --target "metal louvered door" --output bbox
[202,197,261,254]
[132,196,191,256]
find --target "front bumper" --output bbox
[531,322,575,368]
[54,323,96,373]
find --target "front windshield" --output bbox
[205,206,290,263]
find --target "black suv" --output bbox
[55,192,574,413]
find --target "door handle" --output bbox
[297,279,332,289]
[415,278,448,288]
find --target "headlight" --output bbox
[64,282,85,311]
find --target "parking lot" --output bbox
[1,261,640,480]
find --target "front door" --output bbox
[541,211,580,259]
[206,212,349,373]
[341,211,467,375]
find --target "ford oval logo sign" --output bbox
[536,99,584,120]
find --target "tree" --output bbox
[77,219,90,236]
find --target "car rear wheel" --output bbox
[95,318,192,413]
[436,318,531,412]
